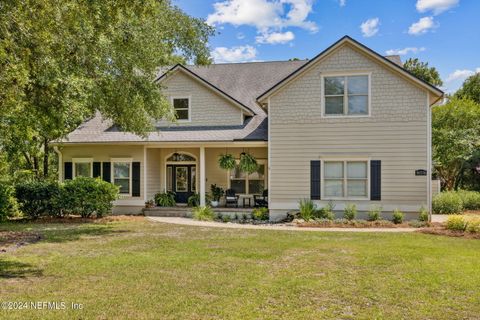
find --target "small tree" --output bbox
[455,73,480,104]
[403,58,443,87]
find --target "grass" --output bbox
[1,218,480,319]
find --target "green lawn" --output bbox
[1,218,479,319]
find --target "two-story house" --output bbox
[54,36,443,220]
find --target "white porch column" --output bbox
[200,146,206,206]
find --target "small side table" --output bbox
[242,195,253,208]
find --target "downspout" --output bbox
[427,94,432,222]
[53,146,62,183]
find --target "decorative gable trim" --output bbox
[156,64,255,116]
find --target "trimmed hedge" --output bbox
[433,191,480,214]
[0,181,17,221]
[15,181,62,218]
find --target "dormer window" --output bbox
[323,74,370,116]
[172,97,190,121]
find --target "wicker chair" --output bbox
[254,189,268,208]
[224,189,239,208]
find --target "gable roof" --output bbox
[257,36,444,104]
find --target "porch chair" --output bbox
[254,189,268,208]
[224,189,239,208]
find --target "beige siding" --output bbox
[61,145,145,202]
[159,71,243,126]
[269,44,429,212]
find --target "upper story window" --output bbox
[172,97,190,121]
[323,75,369,116]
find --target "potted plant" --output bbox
[218,153,236,170]
[239,152,258,174]
[145,199,155,209]
[210,184,224,207]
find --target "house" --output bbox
[53,36,443,220]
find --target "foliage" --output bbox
[192,206,215,221]
[457,190,480,210]
[239,152,258,174]
[455,73,480,104]
[155,191,176,207]
[221,215,231,223]
[298,199,316,221]
[419,206,429,222]
[0,181,18,221]
[403,58,443,87]
[392,209,404,224]
[210,184,224,202]
[314,202,335,220]
[466,219,480,233]
[432,192,464,214]
[367,205,382,221]
[218,154,236,170]
[252,207,269,221]
[145,199,155,208]
[61,177,118,218]
[15,181,62,218]
[432,98,480,190]
[187,193,200,207]
[0,0,214,180]
[343,204,357,221]
[445,215,467,231]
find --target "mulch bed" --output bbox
[417,226,480,239]
[7,215,145,224]
[296,221,426,228]
[0,231,42,253]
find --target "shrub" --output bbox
[0,181,17,221]
[419,206,429,222]
[252,207,269,221]
[222,215,231,222]
[314,202,335,220]
[298,199,316,221]
[392,209,404,224]
[445,215,467,231]
[155,191,176,207]
[15,181,62,218]
[367,205,382,221]
[457,190,480,210]
[210,184,224,202]
[187,193,200,207]
[432,192,463,214]
[61,177,118,218]
[466,219,480,233]
[343,204,357,221]
[192,206,215,221]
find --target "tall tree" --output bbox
[403,58,443,87]
[455,73,480,104]
[432,98,480,190]
[0,0,214,178]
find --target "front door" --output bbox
[168,165,196,203]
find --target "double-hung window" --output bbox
[112,160,131,195]
[324,160,368,199]
[73,158,92,178]
[172,97,190,121]
[323,75,369,116]
[229,161,266,194]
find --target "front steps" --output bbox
[143,206,254,217]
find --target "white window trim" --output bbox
[171,96,191,122]
[321,72,372,118]
[227,159,268,195]
[72,158,93,178]
[111,158,133,196]
[321,158,370,200]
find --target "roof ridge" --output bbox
[186,60,308,67]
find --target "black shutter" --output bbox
[370,160,381,200]
[102,162,111,182]
[132,162,141,197]
[64,162,72,180]
[310,160,321,200]
[93,162,101,178]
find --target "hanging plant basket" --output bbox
[239,152,258,174]
[218,153,236,170]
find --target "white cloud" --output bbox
[206,0,318,44]
[211,45,258,63]
[256,31,295,44]
[339,0,346,6]
[416,0,459,15]
[360,18,380,37]
[446,68,480,82]
[385,47,426,55]
[408,16,437,35]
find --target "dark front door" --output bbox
[168,165,196,203]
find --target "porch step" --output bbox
[143,207,190,217]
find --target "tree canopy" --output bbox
[403,58,443,87]
[455,73,480,104]
[0,0,214,178]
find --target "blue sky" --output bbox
[173,0,479,93]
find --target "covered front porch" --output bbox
[145,143,268,208]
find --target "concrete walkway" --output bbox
[147,217,417,233]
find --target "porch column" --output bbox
[200,146,206,206]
